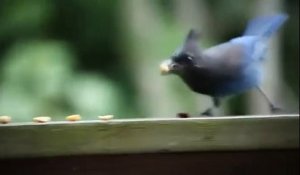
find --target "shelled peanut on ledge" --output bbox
[65,114,81,122]
[0,114,115,124]
[33,116,52,123]
[0,116,11,124]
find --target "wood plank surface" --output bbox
[0,114,298,159]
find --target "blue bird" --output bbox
[159,13,288,116]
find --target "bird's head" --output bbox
[160,29,202,75]
[160,52,196,75]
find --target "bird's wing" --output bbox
[230,36,266,62]
[202,41,246,71]
[201,13,288,66]
[202,34,266,67]
[243,13,288,38]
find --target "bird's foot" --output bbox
[270,105,282,114]
[200,109,213,116]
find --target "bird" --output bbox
[159,13,288,116]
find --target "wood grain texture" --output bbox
[0,114,299,159]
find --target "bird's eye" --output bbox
[171,63,179,69]
[187,56,193,61]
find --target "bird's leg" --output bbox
[256,87,281,113]
[213,97,221,108]
[200,97,220,116]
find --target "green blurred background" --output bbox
[0,0,298,122]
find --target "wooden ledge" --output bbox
[0,114,299,159]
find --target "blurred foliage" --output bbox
[0,0,299,121]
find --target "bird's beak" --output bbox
[160,59,172,75]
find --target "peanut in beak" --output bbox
[159,60,171,75]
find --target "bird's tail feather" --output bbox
[243,13,288,38]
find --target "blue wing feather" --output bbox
[243,13,288,38]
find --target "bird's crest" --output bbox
[181,29,202,57]
[185,29,201,43]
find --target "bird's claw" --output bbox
[200,109,213,116]
[270,105,282,113]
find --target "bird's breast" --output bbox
[180,69,220,96]
[179,65,262,97]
